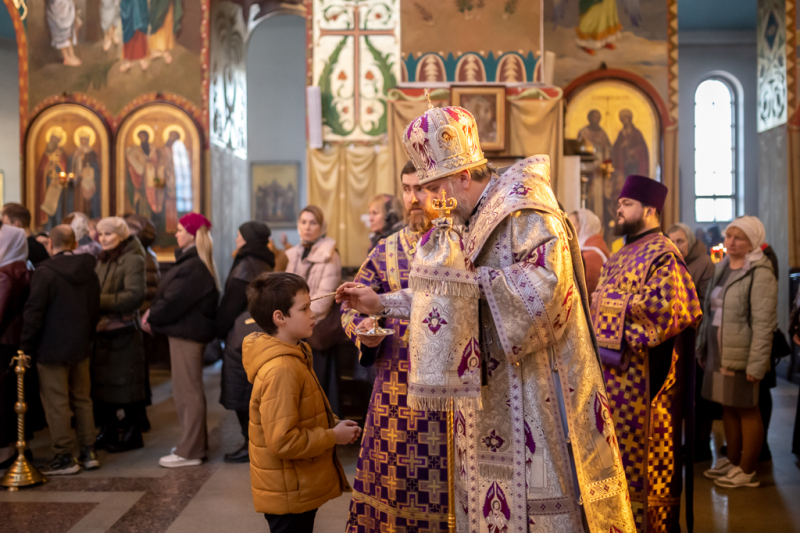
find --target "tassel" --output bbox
[409,276,481,299]
[407,393,483,412]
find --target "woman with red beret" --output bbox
[143,213,219,468]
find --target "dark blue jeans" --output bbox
[264,509,317,533]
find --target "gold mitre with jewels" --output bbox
[402,95,487,185]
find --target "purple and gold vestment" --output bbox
[591,232,702,533]
[342,228,449,533]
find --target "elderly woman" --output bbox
[367,194,405,252]
[143,213,219,468]
[284,206,343,412]
[568,209,609,300]
[216,221,274,463]
[698,216,777,488]
[667,222,715,308]
[93,217,147,453]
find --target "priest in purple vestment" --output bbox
[591,175,702,533]
[341,161,447,533]
[338,103,636,533]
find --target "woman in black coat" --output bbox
[143,213,219,469]
[216,221,274,463]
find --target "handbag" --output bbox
[307,301,350,352]
[772,329,791,360]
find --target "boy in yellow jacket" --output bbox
[242,272,361,532]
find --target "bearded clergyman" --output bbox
[338,103,636,533]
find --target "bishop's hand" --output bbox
[336,282,383,315]
[356,318,386,348]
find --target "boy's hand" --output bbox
[333,420,362,445]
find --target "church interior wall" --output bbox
[677,30,759,226]
[0,37,19,204]
[246,14,306,248]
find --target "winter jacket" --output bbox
[696,255,777,379]
[243,333,349,515]
[684,238,716,311]
[93,237,147,404]
[0,261,31,346]
[141,247,160,312]
[216,244,274,340]
[218,243,274,411]
[26,236,49,267]
[581,233,609,302]
[96,237,146,326]
[148,246,219,344]
[20,252,100,364]
[285,237,341,321]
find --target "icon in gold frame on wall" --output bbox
[25,104,111,232]
[116,104,202,261]
[451,86,507,152]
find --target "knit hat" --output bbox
[96,216,131,240]
[239,221,271,245]
[179,213,212,236]
[726,216,766,264]
[619,175,668,212]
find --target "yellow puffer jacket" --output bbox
[242,333,350,515]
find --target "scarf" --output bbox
[575,208,602,247]
[0,224,28,267]
[726,216,765,264]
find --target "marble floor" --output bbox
[0,362,798,533]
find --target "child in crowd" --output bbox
[242,272,360,533]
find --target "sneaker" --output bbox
[158,453,202,468]
[41,454,81,475]
[78,446,100,471]
[703,457,734,479]
[714,466,760,488]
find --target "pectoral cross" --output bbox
[432,190,457,219]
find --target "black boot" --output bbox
[95,424,119,450]
[107,422,144,453]
[224,442,249,463]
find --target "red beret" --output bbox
[179,213,212,236]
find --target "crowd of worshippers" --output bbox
[0,193,405,475]
[0,162,796,514]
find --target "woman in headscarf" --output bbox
[367,194,405,252]
[284,205,342,412]
[697,216,777,489]
[216,221,275,463]
[569,208,609,301]
[67,212,103,257]
[0,222,32,467]
[93,217,147,453]
[143,213,219,468]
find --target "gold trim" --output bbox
[26,104,111,229]
[351,490,449,522]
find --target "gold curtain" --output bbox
[307,144,394,266]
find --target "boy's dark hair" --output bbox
[247,272,310,335]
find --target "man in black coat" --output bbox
[20,225,101,475]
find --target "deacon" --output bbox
[338,104,635,533]
[590,175,702,533]
[341,160,449,533]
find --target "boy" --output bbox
[243,272,360,532]
[20,225,101,475]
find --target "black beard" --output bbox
[614,217,646,237]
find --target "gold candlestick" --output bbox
[1,351,46,490]
[447,398,456,533]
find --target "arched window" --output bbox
[694,78,738,223]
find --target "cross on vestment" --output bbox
[384,466,402,500]
[398,445,426,477]
[383,377,403,405]
[318,2,395,131]
[382,417,403,453]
